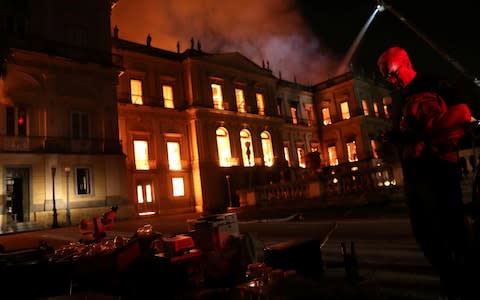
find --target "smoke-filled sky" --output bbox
[111,0,480,87]
[110,0,341,85]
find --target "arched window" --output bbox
[261,131,274,167]
[240,129,254,167]
[216,127,232,167]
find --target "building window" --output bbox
[276,98,282,115]
[134,140,150,170]
[256,93,265,115]
[136,182,153,203]
[382,96,392,119]
[340,101,350,120]
[211,83,224,110]
[261,131,274,167]
[327,145,338,166]
[362,99,369,116]
[373,102,380,117]
[297,147,306,168]
[6,106,27,136]
[304,104,314,126]
[283,145,291,167]
[75,167,91,195]
[167,141,181,170]
[240,129,254,167]
[130,79,143,105]
[162,84,174,109]
[322,108,331,125]
[172,177,185,197]
[283,145,292,167]
[72,112,89,139]
[290,103,298,124]
[346,140,358,162]
[370,139,379,159]
[216,127,232,167]
[235,88,246,113]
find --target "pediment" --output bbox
[203,52,272,76]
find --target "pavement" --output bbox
[0,199,446,300]
[0,199,410,248]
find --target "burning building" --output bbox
[0,0,396,227]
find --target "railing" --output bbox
[254,181,309,206]
[238,161,400,207]
[0,135,122,154]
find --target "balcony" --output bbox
[0,135,122,154]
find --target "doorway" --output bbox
[5,167,30,222]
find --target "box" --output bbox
[189,213,240,251]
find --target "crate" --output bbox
[189,213,240,251]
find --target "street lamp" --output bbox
[226,174,232,208]
[65,167,71,225]
[51,167,59,228]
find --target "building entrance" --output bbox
[5,167,30,223]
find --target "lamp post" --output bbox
[65,167,71,225]
[51,167,59,228]
[226,174,232,208]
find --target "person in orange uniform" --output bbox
[377,46,473,300]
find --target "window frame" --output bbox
[235,88,246,113]
[211,83,224,110]
[75,166,93,196]
[71,111,89,140]
[260,131,274,167]
[130,78,144,105]
[256,92,265,115]
[216,127,232,167]
[240,129,254,167]
[162,84,175,109]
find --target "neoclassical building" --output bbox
[0,0,395,227]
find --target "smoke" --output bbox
[111,0,339,84]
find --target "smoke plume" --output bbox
[111,0,339,84]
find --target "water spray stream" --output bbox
[384,5,477,86]
[335,7,380,76]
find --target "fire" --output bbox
[110,0,339,84]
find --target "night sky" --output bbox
[112,0,480,107]
[297,0,479,83]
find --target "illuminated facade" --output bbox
[315,72,400,190]
[113,39,319,214]
[0,1,396,224]
[0,0,129,227]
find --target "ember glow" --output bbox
[111,0,340,84]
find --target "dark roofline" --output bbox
[277,79,313,92]
[112,38,182,61]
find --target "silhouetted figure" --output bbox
[377,46,472,299]
[176,41,180,53]
[190,38,194,49]
[146,34,152,47]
